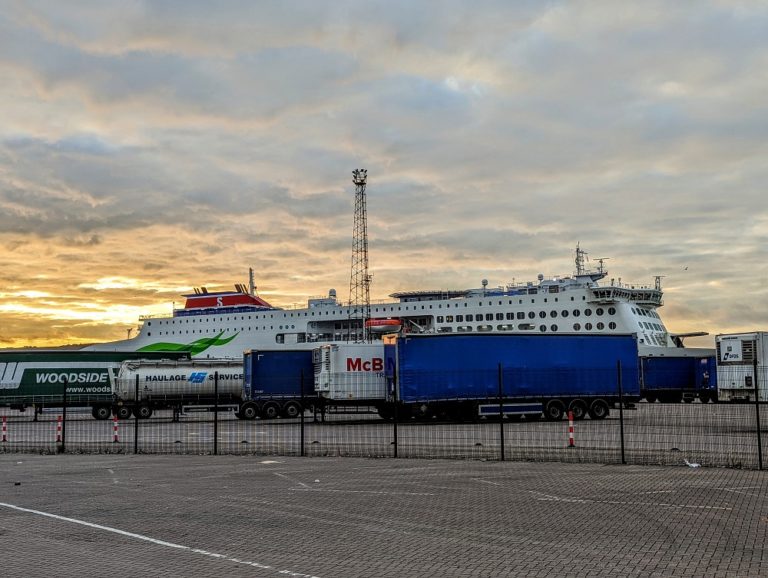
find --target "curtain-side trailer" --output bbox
[387,333,640,421]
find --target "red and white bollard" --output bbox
[113,414,120,443]
[2,415,7,443]
[56,415,63,443]
[568,410,575,448]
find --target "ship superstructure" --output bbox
[84,247,677,359]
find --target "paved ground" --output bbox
[1,455,767,577]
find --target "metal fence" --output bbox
[1,366,766,470]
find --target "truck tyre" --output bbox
[698,392,711,404]
[544,400,565,421]
[377,405,394,421]
[91,405,112,420]
[644,394,657,403]
[588,399,610,420]
[282,401,301,419]
[116,406,132,420]
[239,403,258,420]
[261,402,280,420]
[136,404,153,419]
[568,399,588,420]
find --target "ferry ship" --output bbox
[85,246,697,358]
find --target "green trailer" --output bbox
[0,350,189,419]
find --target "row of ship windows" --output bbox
[149,304,618,328]
[149,296,596,325]
[439,322,619,333]
[436,307,617,323]
[632,307,659,318]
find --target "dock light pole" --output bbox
[348,169,371,343]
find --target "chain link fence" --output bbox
[1,365,766,470]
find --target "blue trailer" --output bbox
[386,333,639,421]
[239,349,316,419]
[640,354,717,403]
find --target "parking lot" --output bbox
[2,454,767,577]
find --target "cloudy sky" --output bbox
[1,0,766,349]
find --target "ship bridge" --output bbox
[589,286,663,306]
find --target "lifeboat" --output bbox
[365,318,402,333]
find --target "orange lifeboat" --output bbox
[365,318,402,333]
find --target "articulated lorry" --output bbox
[0,350,189,419]
[315,334,639,421]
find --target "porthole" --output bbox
[608,307,616,315]
[573,309,581,317]
[597,322,604,330]
[584,309,592,316]
[585,323,593,330]
[550,310,557,318]
[539,311,546,318]
[609,322,617,329]
[561,310,569,318]
[528,312,535,319]
[539,325,546,332]
[573,323,581,331]
[550,324,558,332]
[596,308,604,316]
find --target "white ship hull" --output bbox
[85,252,677,359]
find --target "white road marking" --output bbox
[0,501,320,577]
[471,478,504,486]
[290,488,435,496]
[528,491,731,510]
[274,472,311,489]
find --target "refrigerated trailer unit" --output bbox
[716,332,768,402]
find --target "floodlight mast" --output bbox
[348,169,371,343]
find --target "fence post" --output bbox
[754,356,763,470]
[213,371,219,456]
[134,375,139,454]
[59,378,68,453]
[617,360,626,465]
[300,370,305,457]
[498,363,505,462]
[392,373,399,459]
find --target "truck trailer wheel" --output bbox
[568,399,588,420]
[135,405,153,419]
[261,402,280,420]
[115,406,132,420]
[282,401,301,419]
[588,399,610,420]
[544,400,565,421]
[91,405,112,420]
[239,403,258,420]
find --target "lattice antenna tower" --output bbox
[348,169,371,342]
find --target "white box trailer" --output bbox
[715,332,768,402]
[313,343,387,401]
